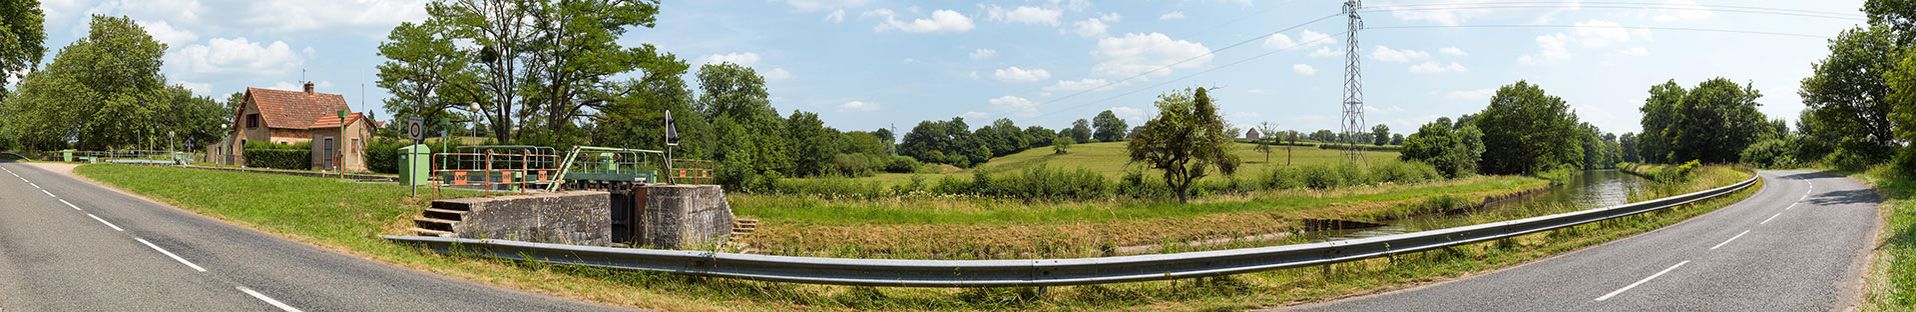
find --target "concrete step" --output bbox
[414,217,458,231]
[422,208,468,220]
[409,227,455,237]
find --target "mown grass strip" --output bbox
[1860,166,1915,311]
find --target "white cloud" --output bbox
[986,6,1063,26]
[1160,10,1186,20]
[1386,0,1492,26]
[989,95,1039,118]
[1572,20,1631,47]
[825,9,846,23]
[1071,18,1108,37]
[1439,47,1468,56]
[1109,106,1146,121]
[968,71,981,80]
[176,81,213,96]
[1263,30,1334,50]
[241,0,429,34]
[136,20,197,46]
[1045,78,1120,93]
[1447,88,1496,101]
[993,66,1051,82]
[962,111,990,119]
[1409,61,1468,73]
[270,80,334,92]
[1519,33,1572,65]
[1292,64,1317,76]
[1619,47,1651,56]
[1654,0,1714,22]
[1091,32,1212,77]
[839,100,881,111]
[1368,46,1430,63]
[869,9,974,33]
[169,37,306,75]
[970,48,998,59]
[786,0,871,12]
[702,52,762,66]
[764,68,793,80]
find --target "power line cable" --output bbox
[1363,4,1861,21]
[1368,24,1832,38]
[1023,34,1347,121]
[1368,1,1860,18]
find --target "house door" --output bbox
[322,138,335,170]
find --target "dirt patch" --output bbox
[26,162,79,175]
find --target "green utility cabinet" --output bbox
[62,149,74,162]
[399,144,432,186]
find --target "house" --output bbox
[207,82,377,172]
[1246,128,1262,140]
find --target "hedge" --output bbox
[243,142,312,170]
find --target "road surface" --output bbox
[1288,170,1881,311]
[0,160,624,311]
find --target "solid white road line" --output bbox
[1761,212,1783,225]
[1596,260,1691,301]
[236,287,303,312]
[58,199,79,211]
[134,238,207,272]
[40,189,54,198]
[85,213,124,232]
[1710,230,1750,250]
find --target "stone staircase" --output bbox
[723,218,759,253]
[409,202,470,237]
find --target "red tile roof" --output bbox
[309,112,368,129]
[246,87,351,130]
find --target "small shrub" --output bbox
[1369,161,1440,184]
[883,155,922,174]
[1258,166,1304,190]
[1739,139,1797,169]
[979,165,1110,201]
[773,177,892,199]
[242,141,312,170]
[1299,165,1342,190]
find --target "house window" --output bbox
[246,114,261,128]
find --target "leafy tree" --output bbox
[0,0,43,100]
[785,110,839,177]
[1741,139,1798,168]
[1619,132,1640,163]
[696,64,790,186]
[1371,124,1390,146]
[1390,133,1405,146]
[0,15,183,151]
[1401,117,1484,178]
[978,118,1027,156]
[1053,135,1073,154]
[1092,110,1129,142]
[873,127,895,154]
[1066,118,1093,143]
[1800,26,1899,164]
[590,52,710,157]
[1670,78,1769,164]
[1475,81,1583,175]
[1023,125,1053,149]
[377,21,479,133]
[1637,80,1685,163]
[900,117,987,167]
[1254,122,1277,163]
[1308,129,1336,142]
[1127,88,1239,203]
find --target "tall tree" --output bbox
[1401,117,1484,178]
[1637,80,1685,163]
[1800,26,1900,164]
[377,21,478,132]
[589,52,710,157]
[1128,88,1239,203]
[0,15,173,150]
[1092,110,1128,142]
[1066,118,1093,143]
[1476,81,1583,175]
[1371,124,1390,146]
[0,0,44,100]
[785,110,839,177]
[1670,78,1769,164]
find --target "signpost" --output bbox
[408,117,424,196]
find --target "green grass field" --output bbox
[1861,166,1915,311]
[803,142,1400,186]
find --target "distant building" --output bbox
[1246,128,1262,140]
[207,82,377,171]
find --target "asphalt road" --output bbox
[1287,170,1881,311]
[0,160,626,311]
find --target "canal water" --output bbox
[1307,169,1653,242]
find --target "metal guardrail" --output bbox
[385,173,1758,287]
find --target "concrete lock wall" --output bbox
[633,185,735,249]
[446,191,612,246]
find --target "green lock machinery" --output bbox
[549,146,666,191]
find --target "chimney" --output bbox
[303,81,315,94]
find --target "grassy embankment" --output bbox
[1858,165,1915,311]
[76,162,1752,311]
[795,142,1399,187]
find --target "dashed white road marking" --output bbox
[236,287,303,312]
[85,213,124,232]
[40,189,55,198]
[1596,260,1691,301]
[1710,230,1750,250]
[27,182,39,189]
[134,238,206,272]
[1761,212,1783,225]
[58,199,79,211]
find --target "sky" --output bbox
[26,0,1868,135]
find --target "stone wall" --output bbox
[636,185,735,249]
[444,191,611,246]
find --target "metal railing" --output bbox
[386,173,1758,287]
[432,146,560,193]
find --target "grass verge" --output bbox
[1859,165,1915,311]
[76,163,1752,311]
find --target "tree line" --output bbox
[0,13,227,152]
